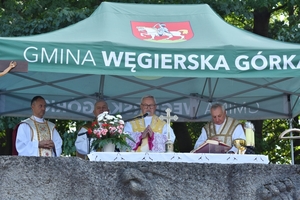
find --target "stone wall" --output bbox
[0,156,299,200]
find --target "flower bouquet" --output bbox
[87,111,133,151]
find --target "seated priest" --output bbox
[124,95,176,152]
[193,103,246,154]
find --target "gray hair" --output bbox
[140,95,157,104]
[211,103,225,112]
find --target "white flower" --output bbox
[116,114,122,119]
[106,114,115,120]
[97,111,108,122]
[96,113,125,128]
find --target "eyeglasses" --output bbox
[141,104,156,109]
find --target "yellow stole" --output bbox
[130,115,166,152]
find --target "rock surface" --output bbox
[0,156,300,200]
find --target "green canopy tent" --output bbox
[1,2,300,122]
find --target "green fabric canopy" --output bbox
[1,2,300,121]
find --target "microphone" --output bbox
[126,112,149,122]
[143,112,150,118]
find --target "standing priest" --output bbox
[124,95,176,152]
[15,96,62,157]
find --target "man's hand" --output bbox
[142,125,153,138]
[147,126,153,138]
[210,136,221,142]
[39,140,55,149]
[141,130,148,139]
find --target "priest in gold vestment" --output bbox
[124,95,176,152]
[193,103,246,153]
[16,96,62,157]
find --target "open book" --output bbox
[191,139,231,153]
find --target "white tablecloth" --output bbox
[88,152,269,164]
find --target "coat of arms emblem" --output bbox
[131,21,193,43]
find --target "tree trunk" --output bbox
[250,7,270,155]
[172,122,193,152]
[253,7,271,37]
[294,139,300,164]
[251,120,263,154]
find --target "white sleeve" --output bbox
[123,122,141,152]
[16,123,39,156]
[75,127,90,155]
[124,122,136,134]
[194,127,208,149]
[232,124,246,140]
[52,128,63,157]
[162,124,176,142]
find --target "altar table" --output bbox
[88,152,269,164]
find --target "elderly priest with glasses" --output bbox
[124,95,176,152]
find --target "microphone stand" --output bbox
[88,136,91,157]
[126,112,149,122]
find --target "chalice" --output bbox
[233,139,246,154]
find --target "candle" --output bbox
[245,128,255,146]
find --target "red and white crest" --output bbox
[131,21,193,43]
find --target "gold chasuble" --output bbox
[130,115,166,152]
[22,117,55,157]
[203,116,240,146]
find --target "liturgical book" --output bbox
[191,140,231,153]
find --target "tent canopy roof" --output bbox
[1,2,300,121]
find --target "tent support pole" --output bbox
[98,75,105,99]
[289,119,294,165]
[286,94,294,165]
[208,78,212,101]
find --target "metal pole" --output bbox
[286,94,294,165]
[289,119,294,165]
[98,75,105,99]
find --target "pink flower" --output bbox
[89,113,128,151]
[109,127,117,132]
[95,132,101,138]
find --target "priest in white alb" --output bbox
[124,95,176,152]
[193,103,246,153]
[15,96,62,157]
